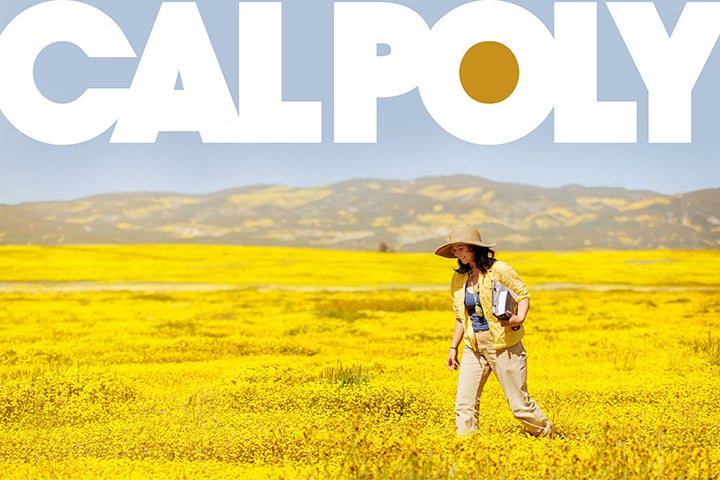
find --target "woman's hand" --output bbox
[447,320,464,370]
[499,298,529,330]
[446,348,459,370]
[499,312,524,327]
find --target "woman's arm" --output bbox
[446,320,465,370]
[499,297,529,329]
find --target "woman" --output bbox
[435,224,552,437]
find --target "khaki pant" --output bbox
[455,330,552,437]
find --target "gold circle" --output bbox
[459,41,519,104]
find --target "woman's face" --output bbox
[451,244,475,265]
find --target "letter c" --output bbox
[0,1,136,145]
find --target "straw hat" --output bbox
[434,225,496,258]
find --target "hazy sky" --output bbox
[1,0,719,204]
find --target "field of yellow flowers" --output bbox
[0,245,718,479]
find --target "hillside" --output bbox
[1,175,718,251]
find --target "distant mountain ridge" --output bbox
[1,175,718,251]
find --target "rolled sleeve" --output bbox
[494,262,530,303]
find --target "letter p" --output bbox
[334,2,429,143]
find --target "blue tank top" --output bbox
[465,288,489,332]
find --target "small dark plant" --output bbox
[320,362,369,387]
[691,332,720,366]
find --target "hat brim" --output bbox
[434,241,496,258]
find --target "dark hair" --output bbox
[454,246,496,274]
